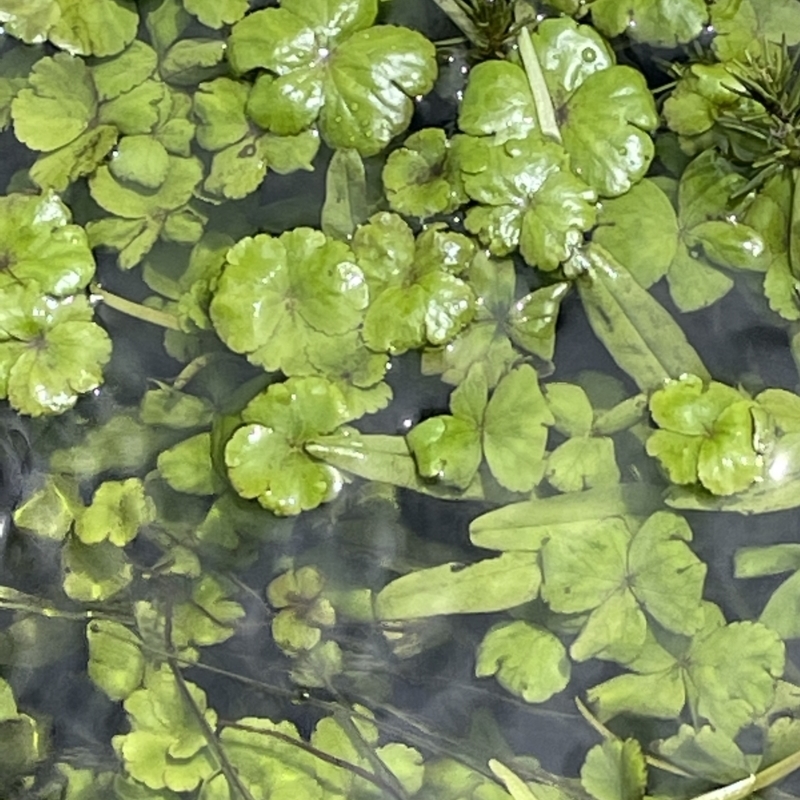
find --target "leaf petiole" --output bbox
[90,283,182,331]
[517,26,562,143]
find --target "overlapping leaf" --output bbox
[227,0,436,155]
[541,512,707,662]
[224,376,351,515]
[352,213,476,355]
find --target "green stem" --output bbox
[90,283,182,331]
[517,26,562,143]
[168,658,257,800]
[333,707,410,800]
[753,744,800,792]
[220,720,408,800]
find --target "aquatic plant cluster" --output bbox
[6,0,800,797]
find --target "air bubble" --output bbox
[582,48,597,62]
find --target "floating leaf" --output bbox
[0,0,138,56]
[458,132,597,270]
[476,621,570,703]
[62,536,133,602]
[588,616,784,735]
[590,0,708,46]
[353,213,476,355]
[225,376,351,515]
[158,433,219,495]
[114,666,217,792]
[647,374,763,496]
[210,228,368,374]
[75,478,155,546]
[227,0,437,155]
[0,284,112,417]
[575,244,710,391]
[383,128,468,219]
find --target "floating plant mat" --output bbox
[7,0,800,798]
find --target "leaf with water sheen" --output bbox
[459,133,596,270]
[591,0,708,46]
[0,286,112,417]
[476,621,570,703]
[646,374,762,495]
[352,213,476,355]
[560,66,658,197]
[210,228,368,374]
[227,0,436,155]
[225,376,350,515]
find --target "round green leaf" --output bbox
[458,60,537,142]
[407,414,482,490]
[210,229,368,374]
[383,128,467,218]
[581,739,646,800]
[561,66,658,197]
[0,191,96,296]
[476,621,570,703]
[591,0,708,47]
[532,17,615,109]
[110,135,170,189]
[2,291,112,417]
[593,179,679,288]
[12,52,97,152]
[321,26,436,155]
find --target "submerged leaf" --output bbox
[375,552,541,620]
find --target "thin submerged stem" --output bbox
[517,26,562,143]
[90,283,182,331]
[219,719,408,800]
